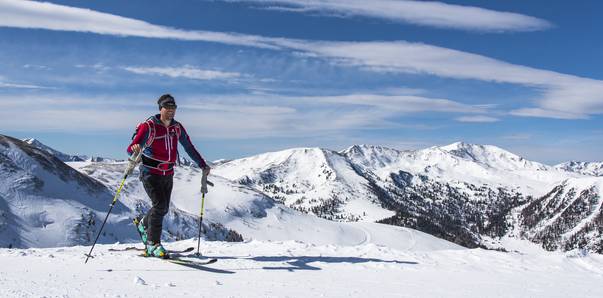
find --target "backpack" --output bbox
[131,116,182,149]
[131,117,157,149]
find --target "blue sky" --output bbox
[0,0,602,164]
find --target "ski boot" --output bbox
[133,216,148,245]
[145,241,169,259]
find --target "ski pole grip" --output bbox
[125,150,142,176]
[201,168,211,194]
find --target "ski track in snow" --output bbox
[1,239,602,298]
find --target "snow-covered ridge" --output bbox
[555,161,603,177]
[4,136,602,253]
[214,142,602,252]
[214,147,394,222]
[23,137,118,163]
[22,138,86,162]
[1,135,240,248]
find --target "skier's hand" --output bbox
[202,165,211,176]
[201,166,211,194]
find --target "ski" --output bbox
[131,251,217,265]
[109,246,195,254]
[169,257,218,266]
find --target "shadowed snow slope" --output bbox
[0,135,131,248]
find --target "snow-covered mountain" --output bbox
[1,135,239,248]
[1,135,122,248]
[555,161,603,177]
[3,135,601,254]
[213,147,394,222]
[519,177,603,252]
[22,138,86,162]
[214,142,602,253]
[23,138,119,163]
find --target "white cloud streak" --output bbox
[1,0,601,119]
[455,115,499,123]
[296,93,486,114]
[225,0,552,32]
[0,91,483,138]
[0,0,284,49]
[123,65,241,81]
[282,40,603,119]
[0,81,53,89]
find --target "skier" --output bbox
[127,94,210,258]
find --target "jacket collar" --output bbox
[153,114,177,126]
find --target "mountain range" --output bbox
[2,135,602,254]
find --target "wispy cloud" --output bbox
[282,40,603,119]
[224,0,552,32]
[0,81,54,89]
[509,108,589,120]
[501,133,532,141]
[123,65,241,81]
[455,115,499,123]
[0,0,283,49]
[1,1,601,119]
[0,90,482,138]
[297,93,486,114]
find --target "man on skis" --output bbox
[127,94,210,258]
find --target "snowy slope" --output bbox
[23,138,118,163]
[22,138,86,162]
[0,239,601,298]
[0,135,237,249]
[70,160,440,250]
[6,136,601,254]
[555,161,603,177]
[519,176,603,252]
[0,135,131,248]
[213,142,600,252]
[213,147,394,222]
[343,142,581,197]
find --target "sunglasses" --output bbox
[162,104,177,109]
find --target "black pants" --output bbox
[140,171,173,244]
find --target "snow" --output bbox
[343,142,586,197]
[555,161,603,177]
[213,147,393,222]
[0,239,601,297]
[4,136,603,296]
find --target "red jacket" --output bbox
[127,114,208,176]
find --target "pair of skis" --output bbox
[108,246,217,265]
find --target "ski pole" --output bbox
[85,151,141,263]
[196,169,213,257]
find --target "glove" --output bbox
[125,150,142,176]
[201,166,211,194]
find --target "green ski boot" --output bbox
[133,216,148,245]
[145,242,169,259]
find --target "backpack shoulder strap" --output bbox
[173,122,182,139]
[143,117,156,148]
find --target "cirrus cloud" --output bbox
[224,0,552,32]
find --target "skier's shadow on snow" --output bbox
[217,255,418,272]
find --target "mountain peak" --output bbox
[438,141,549,171]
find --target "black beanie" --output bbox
[157,94,176,110]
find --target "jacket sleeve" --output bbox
[178,124,208,168]
[127,121,149,156]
